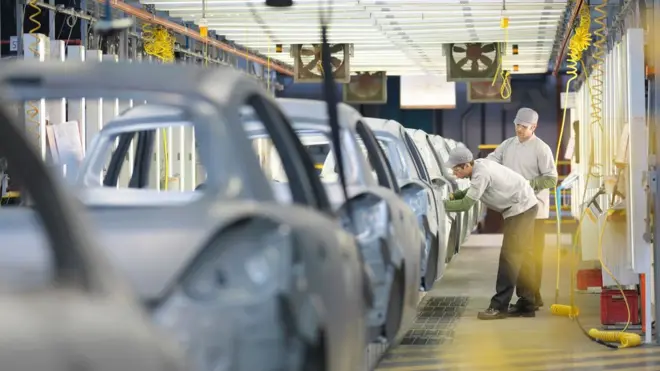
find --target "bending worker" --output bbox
[444,146,538,320]
[487,107,558,313]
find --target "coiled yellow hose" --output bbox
[491,15,512,99]
[25,0,43,149]
[551,0,642,348]
[552,3,592,313]
[142,24,175,62]
[590,0,607,135]
[142,24,174,190]
[590,207,641,348]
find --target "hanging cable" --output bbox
[142,24,175,62]
[25,0,43,152]
[551,0,591,315]
[491,1,512,100]
[550,0,642,348]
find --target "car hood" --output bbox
[0,197,269,301]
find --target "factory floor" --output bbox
[376,233,659,371]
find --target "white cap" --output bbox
[445,146,474,168]
[514,107,539,127]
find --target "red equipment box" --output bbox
[600,289,640,325]
[577,269,602,290]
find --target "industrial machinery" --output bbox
[243,98,422,343]
[363,118,448,284]
[557,5,651,346]
[0,86,189,371]
[0,60,369,371]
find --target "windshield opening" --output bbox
[248,127,359,185]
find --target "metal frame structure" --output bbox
[569,0,655,344]
[650,0,660,346]
[122,0,569,75]
[11,0,285,84]
[10,0,286,187]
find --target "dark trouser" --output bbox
[515,219,546,306]
[490,205,538,311]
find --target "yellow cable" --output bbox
[25,0,43,150]
[142,24,175,63]
[550,0,640,348]
[161,129,169,191]
[142,23,174,190]
[552,3,591,312]
[589,205,640,348]
[491,16,512,99]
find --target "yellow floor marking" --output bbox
[378,347,660,371]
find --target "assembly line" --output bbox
[1,0,660,370]
[0,59,481,371]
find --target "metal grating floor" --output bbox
[375,235,660,371]
[399,296,469,346]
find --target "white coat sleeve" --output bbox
[486,140,507,164]
[466,172,490,201]
[537,143,558,178]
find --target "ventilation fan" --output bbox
[343,71,387,104]
[446,42,501,82]
[292,44,350,83]
[467,77,511,103]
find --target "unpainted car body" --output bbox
[405,128,455,270]
[243,98,422,342]
[0,62,189,371]
[428,135,482,247]
[0,62,367,371]
[363,118,445,290]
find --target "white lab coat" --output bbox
[486,135,558,219]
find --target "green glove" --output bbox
[529,178,537,192]
[451,189,468,200]
[529,176,558,192]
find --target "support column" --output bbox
[650,0,660,346]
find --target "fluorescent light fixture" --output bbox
[400,75,456,109]
[145,0,567,75]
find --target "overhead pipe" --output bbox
[98,0,294,76]
[552,0,585,76]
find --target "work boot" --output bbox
[507,303,536,318]
[477,307,507,320]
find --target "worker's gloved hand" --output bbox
[451,189,468,200]
[529,178,537,191]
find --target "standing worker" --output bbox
[444,147,538,319]
[486,107,558,313]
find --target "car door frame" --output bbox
[400,129,440,239]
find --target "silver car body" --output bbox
[245,98,421,342]
[0,61,367,371]
[0,94,188,371]
[405,129,454,269]
[428,135,480,244]
[363,118,445,290]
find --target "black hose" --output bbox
[320,26,349,212]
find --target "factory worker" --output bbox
[486,107,558,313]
[444,147,538,319]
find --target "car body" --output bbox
[405,129,456,268]
[428,135,483,247]
[446,139,484,237]
[0,61,367,371]
[243,98,422,343]
[0,90,189,371]
[363,118,446,290]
